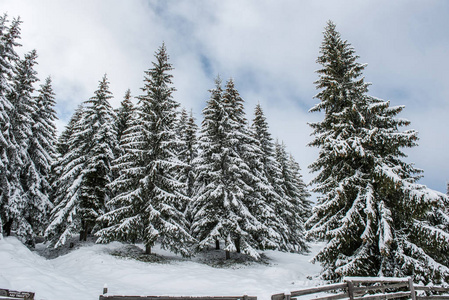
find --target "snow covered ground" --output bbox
[0,237,324,300]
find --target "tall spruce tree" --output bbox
[306,21,449,283]
[50,104,84,216]
[175,108,198,209]
[97,44,194,257]
[251,103,310,252]
[274,141,309,252]
[78,74,118,241]
[287,153,312,221]
[4,49,40,243]
[46,75,118,246]
[23,76,58,241]
[115,89,134,146]
[192,78,273,259]
[251,104,280,186]
[0,15,21,238]
[56,104,84,157]
[223,79,278,253]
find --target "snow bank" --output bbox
[0,237,323,300]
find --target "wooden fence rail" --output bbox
[0,288,35,300]
[99,287,257,300]
[99,297,256,300]
[271,277,449,300]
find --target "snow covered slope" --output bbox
[0,237,323,300]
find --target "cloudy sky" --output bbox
[1,0,448,194]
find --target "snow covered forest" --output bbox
[1,13,449,287]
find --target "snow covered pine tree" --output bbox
[306,21,449,284]
[192,78,279,259]
[46,75,118,247]
[97,44,194,257]
[274,140,310,253]
[115,89,134,147]
[0,15,21,238]
[175,108,198,218]
[23,76,58,244]
[5,48,44,245]
[251,103,310,253]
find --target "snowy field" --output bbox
[0,237,324,300]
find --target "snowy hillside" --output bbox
[0,237,324,300]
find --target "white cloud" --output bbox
[0,0,447,193]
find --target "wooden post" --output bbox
[408,277,416,300]
[347,280,354,300]
[284,291,291,300]
[103,284,108,295]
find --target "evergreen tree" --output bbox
[78,74,118,241]
[4,49,39,243]
[23,76,58,240]
[250,103,310,252]
[252,104,298,251]
[306,21,449,284]
[224,80,280,253]
[50,104,84,223]
[115,89,134,146]
[251,104,280,186]
[288,154,312,220]
[192,78,272,259]
[176,108,198,209]
[0,15,21,238]
[56,104,84,156]
[46,75,118,246]
[97,44,194,257]
[274,141,309,252]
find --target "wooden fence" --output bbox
[0,288,34,300]
[99,287,257,300]
[99,297,256,300]
[271,277,449,300]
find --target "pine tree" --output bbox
[56,104,84,156]
[50,104,84,223]
[97,44,194,257]
[115,89,134,146]
[251,104,280,186]
[225,81,281,253]
[306,21,449,284]
[192,78,272,259]
[78,74,118,241]
[288,154,312,220]
[46,75,118,247]
[0,15,21,238]
[4,49,39,243]
[23,76,58,241]
[252,104,297,251]
[274,141,309,252]
[175,108,198,212]
[250,103,310,253]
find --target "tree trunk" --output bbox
[145,244,152,255]
[235,236,241,254]
[79,230,87,241]
[3,219,13,236]
[225,250,230,260]
[215,239,220,250]
[80,220,87,241]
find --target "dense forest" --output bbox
[0,15,448,285]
